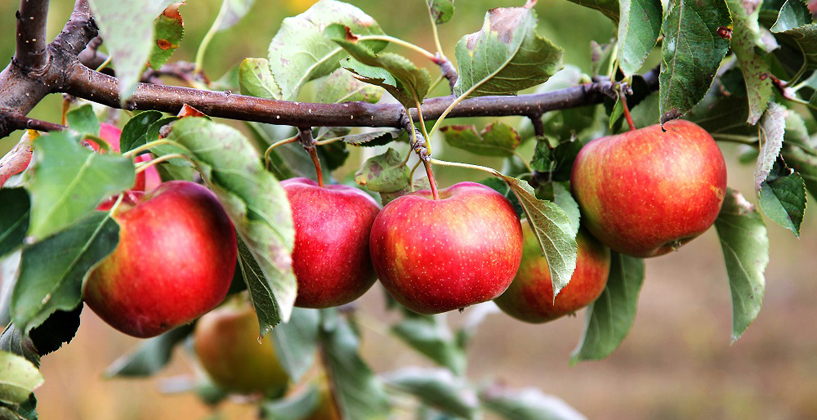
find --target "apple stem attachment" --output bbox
[263,135,299,171]
[298,127,324,187]
[618,83,637,131]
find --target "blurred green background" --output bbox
[1,1,816,419]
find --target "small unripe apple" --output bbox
[194,301,289,394]
[571,120,727,258]
[84,181,237,338]
[494,223,611,323]
[281,178,381,308]
[369,182,523,314]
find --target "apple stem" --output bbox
[263,135,299,170]
[297,127,324,187]
[134,153,191,174]
[430,158,500,176]
[424,160,440,200]
[619,83,637,131]
[308,147,324,187]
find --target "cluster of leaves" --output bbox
[3,0,817,418]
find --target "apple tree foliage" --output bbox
[0,0,816,418]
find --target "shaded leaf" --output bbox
[320,309,391,419]
[341,130,402,147]
[239,58,282,100]
[714,188,768,342]
[120,111,164,153]
[726,0,773,124]
[566,0,618,21]
[11,213,119,334]
[770,0,817,70]
[88,0,178,99]
[26,132,134,241]
[552,182,579,238]
[0,325,38,367]
[782,145,817,196]
[382,368,478,419]
[0,351,43,405]
[441,122,520,157]
[354,148,411,193]
[496,175,577,298]
[261,383,323,420]
[659,0,731,122]
[479,384,586,420]
[267,0,386,100]
[391,315,466,375]
[570,253,645,363]
[453,5,563,97]
[272,308,320,384]
[0,189,29,258]
[104,324,194,377]
[758,158,807,237]
[316,69,384,104]
[27,305,82,357]
[166,118,296,328]
[617,0,662,77]
[149,4,184,70]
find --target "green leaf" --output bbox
[214,0,257,31]
[149,4,184,70]
[0,324,38,367]
[104,324,194,377]
[453,4,563,97]
[382,368,477,419]
[570,253,645,363]
[261,383,323,420]
[323,26,431,109]
[617,0,662,77]
[726,0,774,124]
[239,58,282,100]
[0,189,29,258]
[88,0,178,100]
[530,138,583,182]
[552,182,579,238]
[714,188,768,342]
[340,130,402,147]
[120,111,164,153]
[479,384,586,420]
[496,175,577,298]
[427,0,454,25]
[267,0,386,100]
[167,118,296,328]
[441,122,520,157]
[272,308,320,384]
[758,158,807,237]
[659,0,731,122]
[391,315,466,375]
[65,104,100,137]
[316,68,384,104]
[0,351,43,405]
[11,213,119,335]
[354,148,411,193]
[26,132,134,241]
[755,102,786,191]
[566,0,619,21]
[321,309,391,419]
[782,145,817,196]
[771,0,817,70]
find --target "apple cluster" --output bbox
[80,119,726,388]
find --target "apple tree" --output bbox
[0,0,814,418]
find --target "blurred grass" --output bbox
[2,1,816,419]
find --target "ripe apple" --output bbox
[281,178,381,308]
[84,181,237,338]
[369,182,523,314]
[194,301,289,394]
[570,119,727,258]
[494,223,611,323]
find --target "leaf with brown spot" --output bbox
[149,3,184,70]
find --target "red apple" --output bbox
[281,178,381,308]
[194,301,289,394]
[369,182,523,314]
[84,181,237,338]
[494,224,611,323]
[570,119,727,258]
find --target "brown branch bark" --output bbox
[14,0,50,71]
[61,63,658,130]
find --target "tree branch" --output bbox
[14,0,51,71]
[61,64,659,130]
